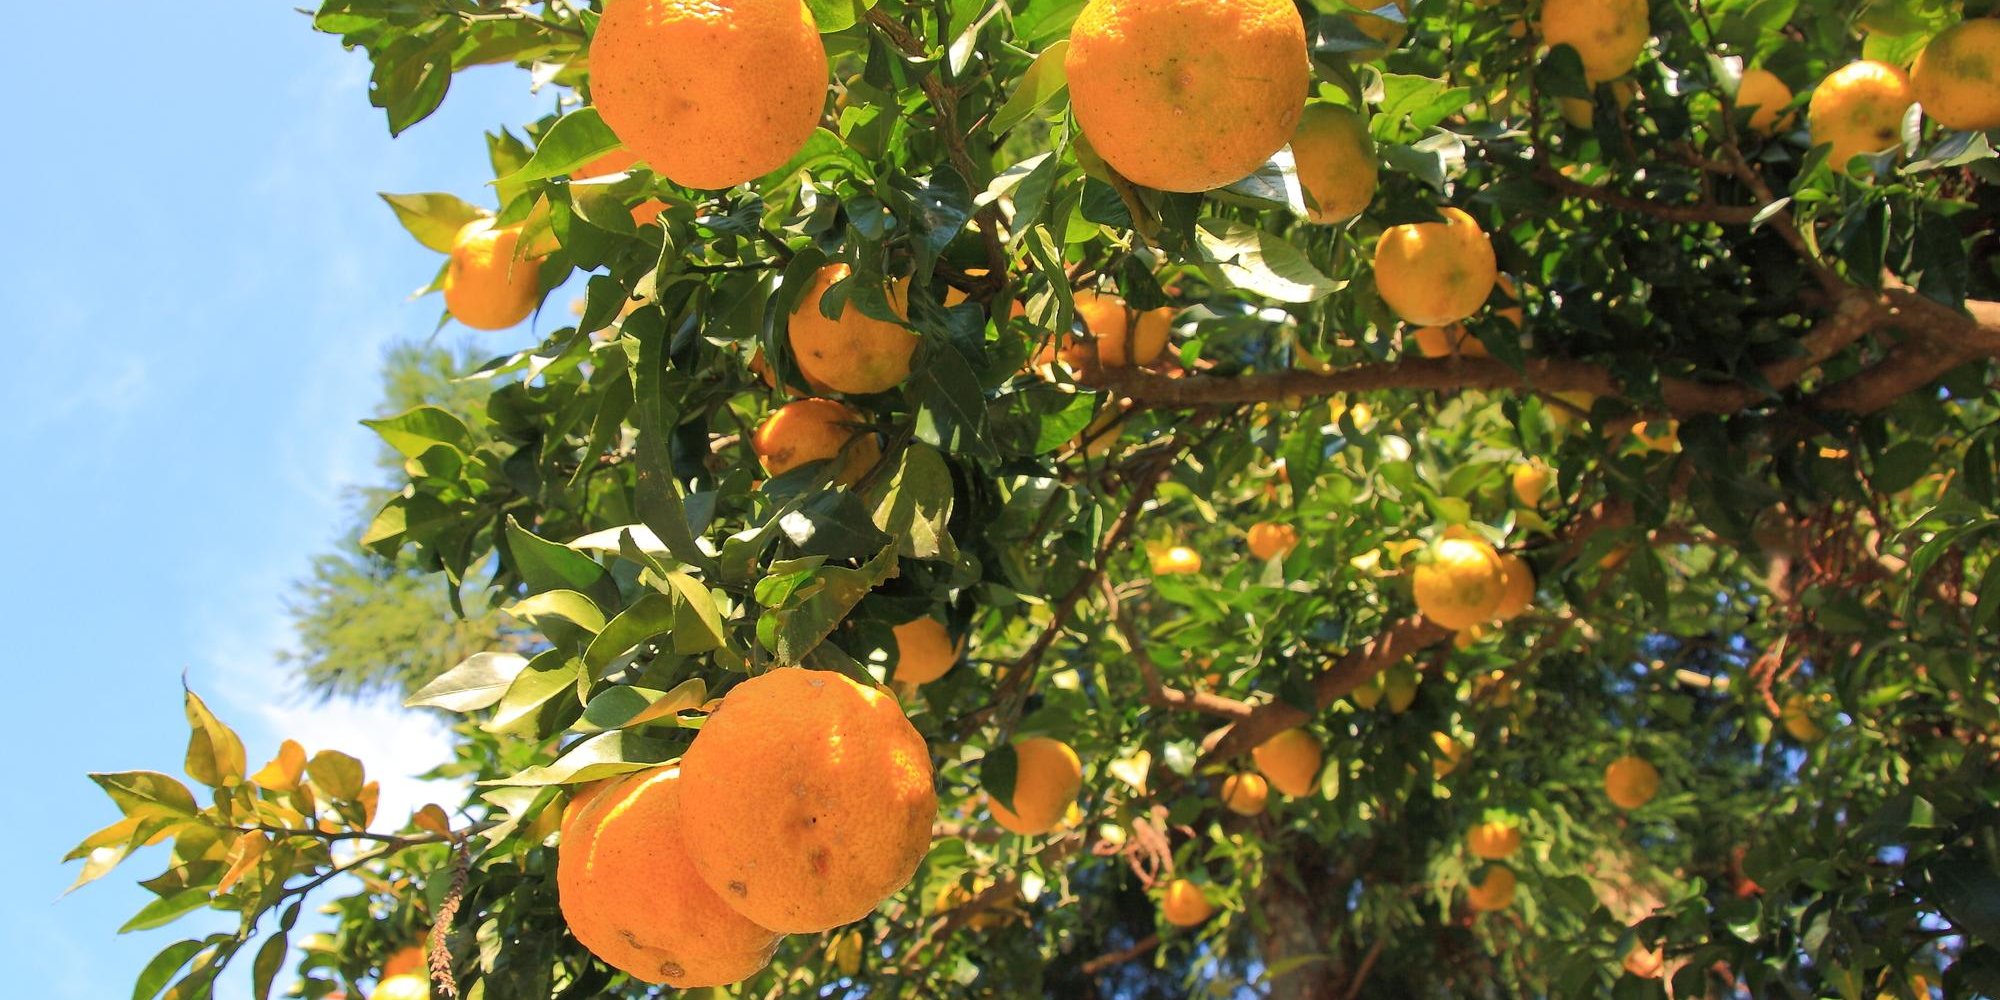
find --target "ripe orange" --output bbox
[989,737,1084,836]
[1466,820,1521,860]
[891,617,961,685]
[1374,208,1498,327]
[591,0,828,189]
[1291,105,1378,224]
[1624,943,1665,979]
[1512,461,1552,507]
[678,669,937,933]
[1431,731,1467,778]
[1158,879,1216,927]
[1250,728,1322,797]
[1102,303,1174,367]
[788,264,919,395]
[1410,325,1489,359]
[1538,0,1649,84]
[1736,68,1796,134]
[1603,755,1660,810]
[1913,21,2000,130]
[1065,0,1309,192]
[1075,290,1168,367]
[380,945,426,981]
[1808,61,1915,168]
[1489,554,1536,623]
[372,975,431,1000]
[1152,545,1203,576]
[1411,536,1507,630]
[752,398,880,486]
[557,768,782,987]
[1220,773,1269,816]
[443,218,542,331]
[1246,522,1299,561]
[1466,865,1517,912]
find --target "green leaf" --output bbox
[1191,218,1343,302]
[378,193,486,253]
[181,689,246,789]
[362,405,475,459]
[576,677,708,732]
[405,651,532,712]
[662,572,728,654]
[359,492,456,556]
[910,338,998,463]
[990,41,1071,134]
[626,306,714,571]
[482,651,583,735]
[867,443,958,560]
[119,889,212,934]
[1914,852,2000,943]
[251,931,287,1000]
[503,517,621,609]
[91,772,198,824]
[306,750,365,802]
[483,731,679,787]
[983,744,1020,814]
[583,592,677,676]
[805,0,871,33]
[505,589,610,646]
[132,939,206,1000]
[500,108,622,184]
[770,544,900,664]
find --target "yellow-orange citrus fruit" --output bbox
[1247,522,1299,561]
[1220,772,1269,816]
[752,398,880,486]
[380,946,426,981]
[1538,0,1650,84]
[1453,622,1489,650]
[1384,668,1420,713]
[1559,79,1639,128]
[1737,68,1796,134]
[1411,535,1507,630]
[1078,290,1168,366]
[1152,545,1203,576]
[444,218,543,331]
[1342,9,1407,60]
[1411,324,1489,359]
[1467,865,1517,912]
[1808,61,1915,168]
[1351,674,1385,709]
[1251,728,1322,797]
[1604,755,1660,810]
[679,669,936,933]
[891,617,961,685]
[1490,554,1536,623]
[1781,692,1828,744]
[1291,105,1378,224]
[1065,0,1309,192]
[1512,461,1552,507]
[788,264,918,395]
[1374,208,1499,327]
[1104,304,1174,367]
[1914,21,2000,130]
[558,768,782,987]
[1159,879,1216,927]
[1467,820,1521,860]
[990,736,1084,836]
[1632,417,1680,454]
[1431,731,1466,778]
[372,975,431,1000]
[591,0,827,189]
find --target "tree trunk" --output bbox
[1256,853,1337,1000]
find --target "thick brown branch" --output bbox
[1080,934,1161,975]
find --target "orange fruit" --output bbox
[678,669,937,933]
[1411,536,1508,630]
[1220,772,1269,816]
[1075,290,1164,367]
[380,945,426,981]
[591,0,828,189]
[1538,0,1649,84]
[1489,554,1536,623]
[1098,302,1173,367]
[1511,461,1551,507]
[1291,105,1378,224]
[989,736,1084,836]
[1914,21,2000,130]
[557,768,782,986]
[751,398,880,486]
[788,264,918,395]
[1410,324,1489,359]
[372,975,431,1000]
[1624,943,1665,979]
[1466,820,1521,860]
[1808,61,1915,168]
[1158,879,1216,927]
[891,617,961,685]
[1152,545,1203,576]
[443,218,542,331]
[1250,728,1322,797]
[1374,208,1498,327]
[1736,68,1796,134]
[1431,731,1467,778]
[1247,522,1299,561]
[1065,0,1309,192]
[1631,417,1680,454]
[1603,756,1660,810]
[1559,78,1639,128]
[1467,866,1517,912]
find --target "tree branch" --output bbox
[1080,934,1161,975]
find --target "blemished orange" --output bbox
[1152,545,1203,575]
[557,768,782,987]
[678,669,937,933]
[1374,208,1498,327]
[1065,0,1309,192]
[380,945,425,981]
[1411,536,1507,630]
[1538,0,1650,84]
[989,736,1084,836]
[1158,879,1216,927]
[1220,773,1269,816]
[1467,865,1517,912]
[372,975,431,1000]
[788,264,919,395]
[1736,68,1796,134]
[1291,105,1378,224]
[1604,755,1660,810]
[1251,728,1322,797]
[1913,21,2000,131]
[1411,325,1489,359]
[1247,522,1299,561]
[1808,61,1915,168]
[752,398,880,486]
[443,218,542,331]
[1466,820,1521,860]
[1489,554,1535,623]
[891,617,961,685]
[590,0,828,189]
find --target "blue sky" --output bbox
[1,8,562,998]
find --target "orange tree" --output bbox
[68,0,2000,997]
